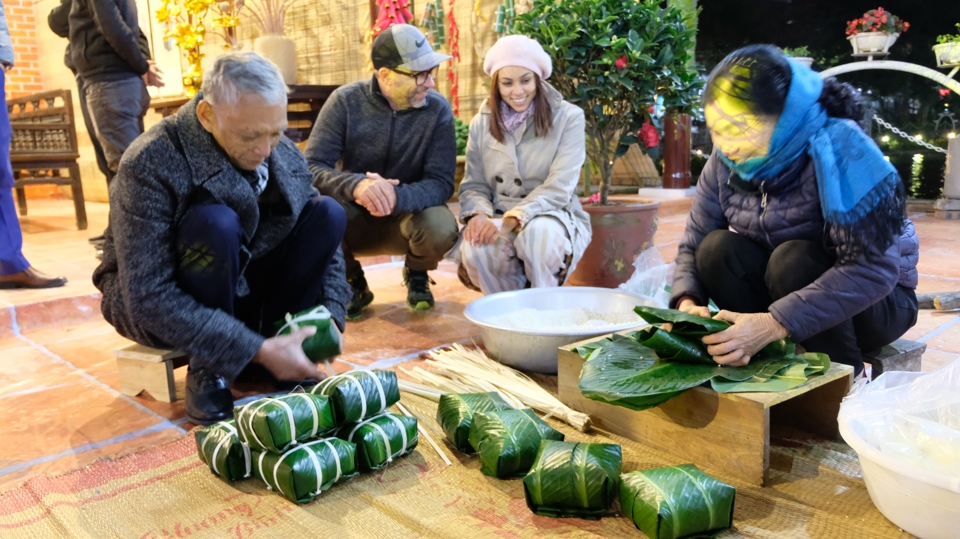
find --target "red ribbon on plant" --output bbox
[447,0,461,117]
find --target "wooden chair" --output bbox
[7,89,87,230]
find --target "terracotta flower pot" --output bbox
[566,201,661,288]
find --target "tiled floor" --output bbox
[0,196,958,495]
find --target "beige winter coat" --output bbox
[457,81,591,276]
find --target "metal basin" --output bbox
[463,287,652,374]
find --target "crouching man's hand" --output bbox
[251,326,319,381]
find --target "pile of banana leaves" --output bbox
[577,307,830,411]
[436,392,513,453]
[620,464,736,539]
[468,408,564,478]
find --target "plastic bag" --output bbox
[618,247,674,308]
[839,358,960,489]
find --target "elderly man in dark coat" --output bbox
[94,53,351,425]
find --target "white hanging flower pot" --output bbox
[848,32,899,55]
[254,34,298,85]
[934,42,960,68]
[790,57,814,68]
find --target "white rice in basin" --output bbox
[488,307,641,332]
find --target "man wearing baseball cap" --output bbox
[304,24,459,319]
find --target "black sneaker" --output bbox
[403,267,435,310]
[346,270,374,320]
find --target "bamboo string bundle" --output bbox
[398,344,592,432]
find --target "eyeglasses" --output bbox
[391,66,439,86]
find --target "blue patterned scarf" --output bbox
[718,61,900,230]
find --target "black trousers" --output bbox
[695,230,918,375]
[175,196,346,375]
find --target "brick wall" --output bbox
[3,0,44,99]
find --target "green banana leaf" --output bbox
[252,437,358,504]
[274,305,342,362]
[194,419,251,482]
[437,392,513,453]
[711,352,830,393]
[339,412,419,471]
[620,464,736,539]
[468,408,564,478]
[234,393,337,453]
[522,441,622,520]
[632,306,794,362]
[308,370,401,424]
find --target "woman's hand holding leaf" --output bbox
[662,298,711,333]
[701,311,789,366]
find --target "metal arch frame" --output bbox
[819,60,960,95]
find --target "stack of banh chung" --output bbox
[194,369,418,503]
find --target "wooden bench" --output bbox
[114,344,188,403]
[864,338,925,379]
[558,336,854,486]
[8,89,87,230]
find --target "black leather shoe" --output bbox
[185,367,234,426]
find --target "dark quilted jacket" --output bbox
[671,148,919,342]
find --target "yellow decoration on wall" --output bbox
[156,0,243,96]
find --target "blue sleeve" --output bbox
[0,1,15,68]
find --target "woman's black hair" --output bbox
[704,44,863,122]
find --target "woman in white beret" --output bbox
[455,35,591,294]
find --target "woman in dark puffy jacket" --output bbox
[671,45,919,376]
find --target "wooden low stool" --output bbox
[558,336,854,486]
[114,344,189,403]
[863,338,925,379]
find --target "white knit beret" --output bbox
[483,35,553,79]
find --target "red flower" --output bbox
[615,55,628,70]
[639,120,660,149]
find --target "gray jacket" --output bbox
[303,77,456,214]
[672,149,919,343]
[93,95,351,381]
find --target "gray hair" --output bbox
[201,52,289,108]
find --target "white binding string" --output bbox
[240,397,297,450]
[239,399,273,450]
[313,372,369,419]
[258,450,270,490]
[348,413,395,464]
[291,393,320,437]
[270,439,336,499]
[363,371,387,414]
[323,439,343,482]
[210,422,251,478]
[276,305,331,336]
[384,413,409,456]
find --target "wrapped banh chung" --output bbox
[252,437,358,504]
[620,464,735,539]
[195,419,251,482]
[468,408,564,478]
[274,305,341,362]
[437,392,513,452]
[523,441,622,519]
[308,370,401,424]
[340,412,419,471]
[234,393,336,453]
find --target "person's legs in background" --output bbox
[514,216,572,288]
[399,204,459,309]
[0,68,67,289]
[85,77,150,258]
[459,220,526,294]
[75,73,114,247]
